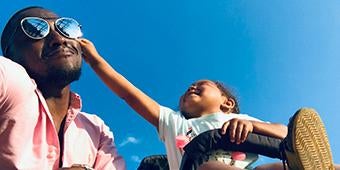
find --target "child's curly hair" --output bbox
[214,81,240,114]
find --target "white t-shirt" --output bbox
[158,106,262,170]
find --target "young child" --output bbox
[78,38,288,169]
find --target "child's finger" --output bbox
[221,121,229,135]
[240,128,249,143]
[76,38,91,46]
[76,37,85,43]
[228,122,237,142]
[235,124,243,144]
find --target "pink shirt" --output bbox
[0,57,126,170]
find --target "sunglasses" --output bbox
[4,17,82,54]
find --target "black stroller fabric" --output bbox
[137,129,283,170]
[180,129,283,170]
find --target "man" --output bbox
[0,6,125,169]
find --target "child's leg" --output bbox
[281,108,334,170]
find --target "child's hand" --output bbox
[221,118,254,144]
[77,38,101,65]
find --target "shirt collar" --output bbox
[65,92,82,124]
[32,79,83,130]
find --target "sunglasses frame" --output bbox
[3,17,82,55]
[20,16,82,40]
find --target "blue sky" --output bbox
[1,0,339,169]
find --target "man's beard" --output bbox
[27,65,82,89]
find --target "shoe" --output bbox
[281,108,334,170]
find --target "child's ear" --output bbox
[220,97,235,113]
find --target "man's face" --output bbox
[9,8,82,88]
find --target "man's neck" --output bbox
[43,85,71,132]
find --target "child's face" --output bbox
[179,80,227,118]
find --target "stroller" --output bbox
[138,129,283,170]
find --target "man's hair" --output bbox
[214,81,240,114]
[1,6,50,57]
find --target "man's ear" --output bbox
[220,97,235,113]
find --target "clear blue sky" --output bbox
[1,0,339,169]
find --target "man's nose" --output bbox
[45,26,66,47]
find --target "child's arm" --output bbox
[221,118,287,144]
[78,38,160,128]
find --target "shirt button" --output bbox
[47,146,58,159]
[47,151,57,159]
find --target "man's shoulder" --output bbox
[1,57,19,66]
[77,111,105,124]
[0,56,35,91]
[0,57,28,74]
[69,92,109,127]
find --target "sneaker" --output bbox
[281,108,334,170]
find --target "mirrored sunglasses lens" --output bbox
[56,18,82,39]
[21,18,49,39]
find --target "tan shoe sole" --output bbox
[289,108,334,170]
